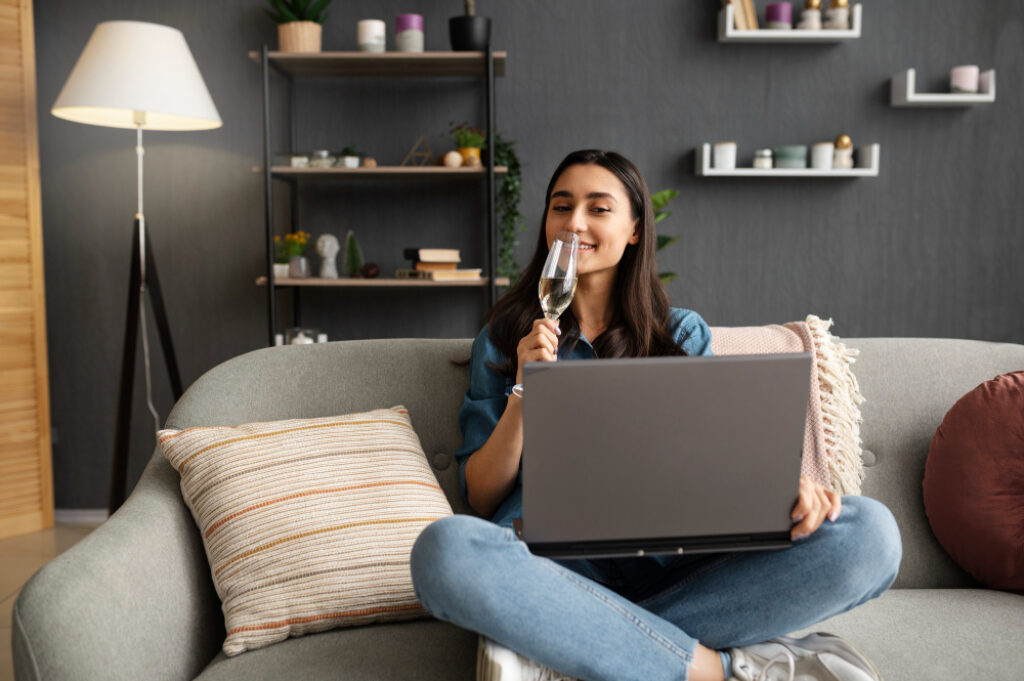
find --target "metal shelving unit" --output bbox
[255,49,507,347]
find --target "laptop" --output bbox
[519,353,812,559]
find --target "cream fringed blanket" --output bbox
[708,315,866,495]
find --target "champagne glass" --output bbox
[539,231,579,321]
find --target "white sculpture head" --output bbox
[316,234,340,258]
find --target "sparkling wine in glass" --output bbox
[539,231,579,321]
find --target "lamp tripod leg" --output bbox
[109,218,183,513]
[144,229,183,399]
[110,220,142,513]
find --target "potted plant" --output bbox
[449,123,486,165]
[340,143,360,168]
[652,189,681,285]
[493,133,524,283]
[449,0,490,52]
[274,230,311,278]
[266,0,331,53]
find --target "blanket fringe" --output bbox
[805,315,865,495]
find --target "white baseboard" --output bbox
[54,508,109,525]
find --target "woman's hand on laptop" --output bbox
[790,476,842,541]
[515,319,561,384]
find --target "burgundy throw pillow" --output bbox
[923,371,1024,593]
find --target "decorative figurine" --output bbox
[833,134,854,169]
[401,136,436,167]
[797,0,822,29]
[344,230,365,277]
[443,150,464,168]
[362,157,378,168]
[824,0,850,29]
[316,234,340,279]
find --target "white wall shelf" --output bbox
[718,3,862,43]
[695,143,880,177]
[890,68,996,107]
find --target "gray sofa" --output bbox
[12,337,1024,681]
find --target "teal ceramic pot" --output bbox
[773,145,808,169]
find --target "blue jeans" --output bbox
[410,495,901,681]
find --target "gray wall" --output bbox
[34,0,1024,509]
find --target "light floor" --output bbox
[1,523,101,681]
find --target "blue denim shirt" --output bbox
[455,307,713,531]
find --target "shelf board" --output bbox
[695,143,880,177]
[261,165,508,178]
[891,68,996,107]
[248,50,507,77]
[257,276,511,287]
[718,4,862,42]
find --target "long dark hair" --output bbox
[486,149,686,380]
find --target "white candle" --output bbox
[811,142,835,169]
[358,19,386,53]
[951,65,980,93]
[713,142,737,170]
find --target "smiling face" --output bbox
[544,163,640,281]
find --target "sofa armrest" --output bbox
[12,449,224,681]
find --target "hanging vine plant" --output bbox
[492,133,525,283]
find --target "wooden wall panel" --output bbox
[0,0,53,539]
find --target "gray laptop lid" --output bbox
[521,353,811,555]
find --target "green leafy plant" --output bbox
[265,0,331,24]
[449,122,487,149]
[341,143,358,156]
[652,189,681,285]
[493,133,524,283]
[344,230,364,277]
[273,230,310,263]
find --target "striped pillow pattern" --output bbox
[158,406,452,656]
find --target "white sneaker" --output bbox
[729,632,883,681]
[476,636,578,681]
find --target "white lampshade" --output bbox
[52,20,221,131]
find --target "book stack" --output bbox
[396,248,482,281]
[723,0,759,29]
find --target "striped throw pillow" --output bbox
[158,406,452,656]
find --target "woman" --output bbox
[410,150,901,681]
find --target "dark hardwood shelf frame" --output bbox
[258,48,504,346]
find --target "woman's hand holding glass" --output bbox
[515,319,561,385]
[513,232,580,392]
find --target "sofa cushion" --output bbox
[840,338,1024,589]
[193,620,478,681]
[793,589,1024,681]
[923,371,1024,593]
[158,406,453,656]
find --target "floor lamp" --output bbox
[51,21,221,513]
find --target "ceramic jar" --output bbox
[395,14,424,52]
